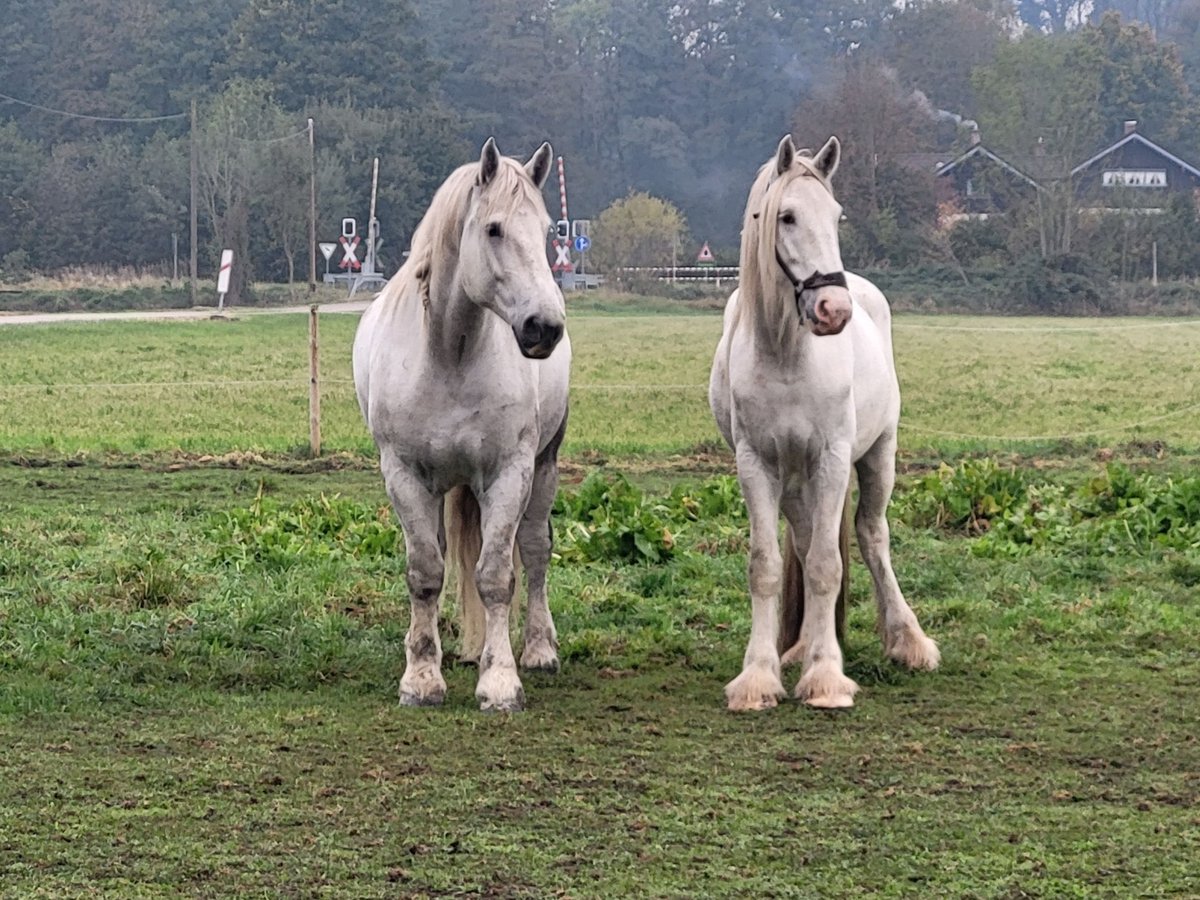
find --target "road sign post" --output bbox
[216,249,233,312]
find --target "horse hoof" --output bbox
[399,689,445,707]
[479,687,525,713]
[886,628,941,671]
[520,646,561,673]
[795,667,858,710]
[725,667,785,712]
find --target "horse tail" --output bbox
[779,492,851,654]
[447,486,486,663]
[445,486,522,663]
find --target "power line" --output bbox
[0,89,186,123]
[228,126,310,145]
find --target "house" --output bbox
[1072,121,1200,211]
[934,121,1200,217]
[933,131,1041,216]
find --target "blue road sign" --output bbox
[574,235,591,253]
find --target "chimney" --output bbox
[969,128,981,147]
[1124,120,1138,136]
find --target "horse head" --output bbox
[766,134,852,337]
[458,138,565,359]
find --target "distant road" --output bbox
[0,300,372,327]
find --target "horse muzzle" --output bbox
[514,314,564,359]
[805,290,852,336]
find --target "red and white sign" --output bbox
[217,249,234,294]
[551,239,574,272]
[696,242,715,263]
[339,235,362,271]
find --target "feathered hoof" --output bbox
[886,627,941,671]
[795,665,858,709]
[520,642,561,673]
[725,666,786,712]
[476,668,525,713]
[398,668,446,707]
[479,686,526,714]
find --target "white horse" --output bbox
[709,135,940,711]
[353,138,570,712]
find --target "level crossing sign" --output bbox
[339,235,362,271]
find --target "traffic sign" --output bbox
[696,241,715,265]
[551,240,573,272]
[318,242,337,261]
[573,235,591,253]
[339,235,362,271]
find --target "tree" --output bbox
[196,82,296,304]
[973,16,1197,258]
[790,59,941,266]
[589,192,689,274]
[222,0,440,112]
[882,0,1011,117]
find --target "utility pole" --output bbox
[308,117,317,294]
[189,98,198,305]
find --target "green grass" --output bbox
[2,304,1200,896]
[1,459,1199,896]
[3,309,1200,458]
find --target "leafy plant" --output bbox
[894,458,1029,533]
[209,487,399,570]
[554,472,675,564]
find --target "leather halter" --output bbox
[774,246,848,318]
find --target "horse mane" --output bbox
[380,156,546,310]
[732,155,836,347]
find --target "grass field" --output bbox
[1,306,1199,897]
[3,309,1200,457]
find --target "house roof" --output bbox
[1070,131,1200,179]
[935,144,1041,189]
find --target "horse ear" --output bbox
[478,137,501,186]
[774,134,796,176]
[525,142,553,189]
[813,136,841,181]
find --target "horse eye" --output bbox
[780,212,796,225]
[487,222,503,238]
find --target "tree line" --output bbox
[2,0,1200,293]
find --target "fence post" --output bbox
[309,304,321,457]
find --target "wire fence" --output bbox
[3,311,1200,448]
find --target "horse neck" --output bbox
[421,267,499,365]
[744,280,808,362]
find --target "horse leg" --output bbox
[383,467,448,707]
[856,434,940,671]
[778,501,813,667]
[516,451,560,673]
[725,455,786,711]
[474,469,533,712]
[792,460,859,709]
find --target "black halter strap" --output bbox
[774,247,848,318]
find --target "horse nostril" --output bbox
[517,315,564,357]
[541,320,563,348]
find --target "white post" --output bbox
[1152,240,1158,286]
[216,249,234,312]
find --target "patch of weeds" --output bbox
[208,487,399,570]
[554,472,676,563]
[894,457,1029,533]
[99,547,198,610]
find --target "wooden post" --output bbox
[308,118,317,294]
[308,305,321,457]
